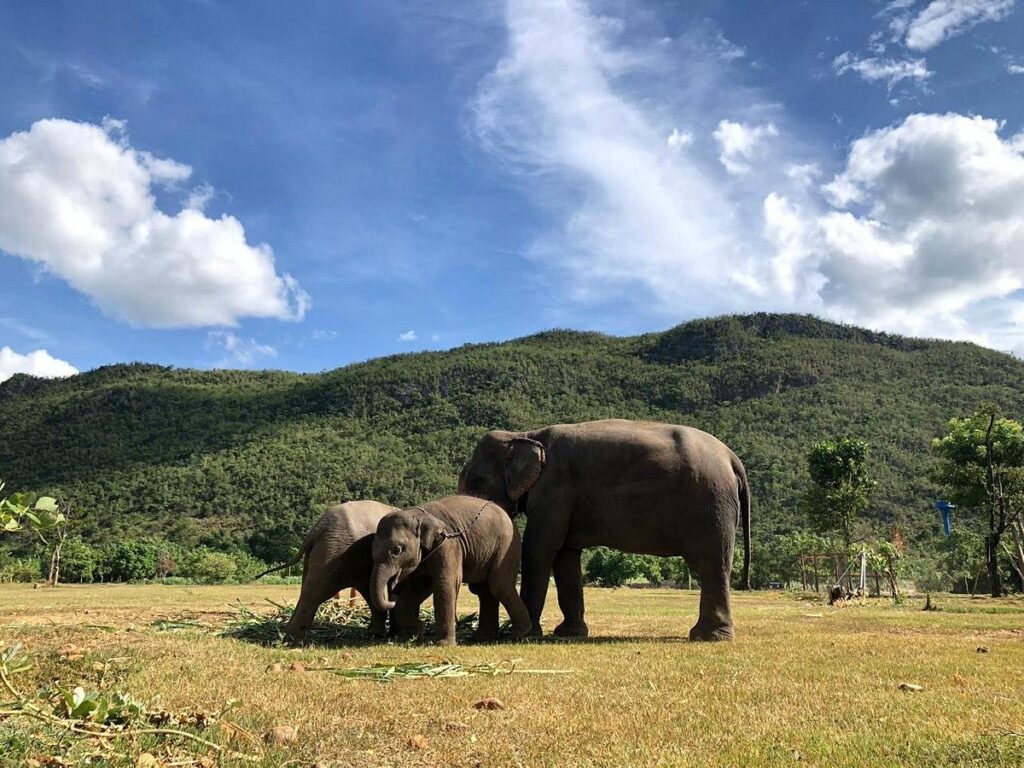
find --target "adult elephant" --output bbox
[457,419,751,641]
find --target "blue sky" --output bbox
[2,0,1024,379]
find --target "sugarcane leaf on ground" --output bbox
[317,659,573,682]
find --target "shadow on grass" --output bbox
[213,600,484,648]
[519,634,693,645]
[158,600,701,648]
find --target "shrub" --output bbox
[99,540,160,582]
[229,550,269,582]
[585,548,646,587]
[0,556,42,583]
[584,548,694,588]
[58,537,99,583]
[184,550,237,583]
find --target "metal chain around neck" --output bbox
[413,499,491,542]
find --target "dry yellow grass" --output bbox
[2,583,1023,767]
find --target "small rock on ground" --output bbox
[473,697,506,710]
[264,725,299,744]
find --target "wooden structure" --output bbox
[798,553,845,592]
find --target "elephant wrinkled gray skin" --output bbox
[457,419,751,642]
[254,500,398,642]
[369,495,532,646]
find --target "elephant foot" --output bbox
[509,621,533,640]
[283,622,309,645]
[470,630,499,644]
[425,635,457,647]
[390,620,424,641]
[553,621,589,638]
[367,625,388,639]
[688,624,734,642]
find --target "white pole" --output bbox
[860,547,868,598]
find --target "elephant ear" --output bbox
[505,437,546,502]
[418,513,446,552]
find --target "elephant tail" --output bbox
[252,540,310,581]
[734,459,751,590]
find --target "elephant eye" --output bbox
[390,545,403,556]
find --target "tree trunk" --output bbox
[1010,520,1024,593]
[986,533,1004,598]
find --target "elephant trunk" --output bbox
[370,564,396,611]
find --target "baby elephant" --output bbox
[369,495,532,645]
[254,499,397,642]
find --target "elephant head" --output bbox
[457,431,546,514]
[369,509,446,611]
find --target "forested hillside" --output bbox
[2,313,1022,561]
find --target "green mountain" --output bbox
[2,313,1021,560]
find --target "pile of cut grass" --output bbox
[215,599,481,645]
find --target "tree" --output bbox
[100,540,160,582]
[0,481,70,585]
[932,406,1024,597]
[802,439,875,548]
[59,537,99,583]
[185,550,237,583]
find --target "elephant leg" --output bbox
[430,574,461,646]
[520,522,563,637]
[552,547,588,638]
[491,574,532,640]
[469,583,500,642]
[286,574,337,643]
[689,558,735,642]
[388,577,431,640]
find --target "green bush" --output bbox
[182,549,237,583]
[0,556,41,583]
[583,548,690,588]
[585,548,642,587]
[58,537,99,583]
[229,550,269,582]
[99,540,161,582]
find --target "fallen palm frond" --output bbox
[152,618,214,632]
[219,599,376,645]
[319,659,573,682]
[0,643,254,760]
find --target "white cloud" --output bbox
[473,0,791,316]
[310,329,337,341]
[713,120,778,175]
[398,330,418,342]
[470,0,825,319]
[903,0,1016,51]
[832,52,933,90]
[666,128,692,151]
[0,119,310,328]
[184,183,216,211]
[0,347,77,383]
[785,163,820,189]
[206,331,277,367]
[803,113,1024,347]
[470,1,1024,355]
[1009,63,1024,74]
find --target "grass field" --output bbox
[2,584,1023,767]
